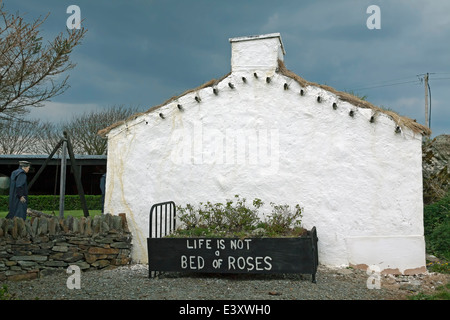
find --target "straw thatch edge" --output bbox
[97,72,231,137]
[277,60,431,136]
[98,61,431,137]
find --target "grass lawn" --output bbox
[0,210,102,219]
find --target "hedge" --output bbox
[0,195,102,211]
[424,192,450,260]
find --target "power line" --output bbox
[428,78,432,130]
[346,72,450,92]
[346,73,448,133]
[348,79,420,91]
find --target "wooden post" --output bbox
[64,132,90,217]
[28,138,64,191]
[59,139,67,219]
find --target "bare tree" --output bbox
[0,5,86,120]
[63,105,144,155]
[0,118,40,154]
[33,120,64,154]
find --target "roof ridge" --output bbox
[98,62,431,137]
[97,73,230,137]
[276,59,431,136]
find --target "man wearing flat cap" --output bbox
[6,161,31,220]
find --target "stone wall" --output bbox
[0,213,132,281]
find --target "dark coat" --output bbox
[100,173,106,213]
[7,168,28,220]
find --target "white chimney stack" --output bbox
[229,33,285,74]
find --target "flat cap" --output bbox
[19,161,31,167]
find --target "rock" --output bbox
[48,217,57,235]
[399,282,420,292]
[7,271,38,281]
[84,217,93,236]
[40,268,63,277]
[25,222,33,238]
[72,218,80,233]
[88,247,119,255]
[84,253,107,264]
[111,216,123,230]
[92,259,110,268]
[73,261,90,270]
[52,245,69,253]
[66,216,74,231]
[17,261,37,268]
[50,252,83,263]
[79,217,86,234]
[31,218,39,237]
[119,213,129,232]
[44,260,68,267]
[101,222,110,233]
[10,255,47,262]
[111,257,131,266]
[337,268,354,275]
[423,134,450,204]
[37,218,48,235]
[94,236,113,244]
[426,254,440,262]
[16,218,27,238]
[111,242,131,249]
[92,216,101,234]
[11,219,18,239]
[117,249,131,258]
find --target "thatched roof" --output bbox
[98,61,431,137]
[98,73,229,137]
[276,60,431,136]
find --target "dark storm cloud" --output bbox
[3,0,449,135]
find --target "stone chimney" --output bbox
[229,33,285,74]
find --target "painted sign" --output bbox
[147,228,318,280]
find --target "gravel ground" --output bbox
[3,264,448,301]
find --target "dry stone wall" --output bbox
[0,213,132,281]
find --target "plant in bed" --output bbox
[171,195,306,238]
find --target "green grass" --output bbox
[427,261,450,274]
[409,283,450,300]
[0,210,102,219]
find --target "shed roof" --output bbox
[98,59,431,137]
[0,154,106,166]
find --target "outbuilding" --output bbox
[99,33,430,274]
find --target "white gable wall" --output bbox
[104,34,426,274]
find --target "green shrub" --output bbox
[265,203,303,236]
[0,285,15,300]
[0,195,102,211]
[428,221,450,261]
[175,195,304,238]
[424,192,450,260]
[409,283,450,300]
[427,261,450,274]
[424,192,450,237]
[177,196,263,237]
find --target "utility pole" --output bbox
[424,73,429,129]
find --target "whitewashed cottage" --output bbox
[99,33,430,274]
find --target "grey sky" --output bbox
[4,0,449,137]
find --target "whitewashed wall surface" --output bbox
[102,33,427,274]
